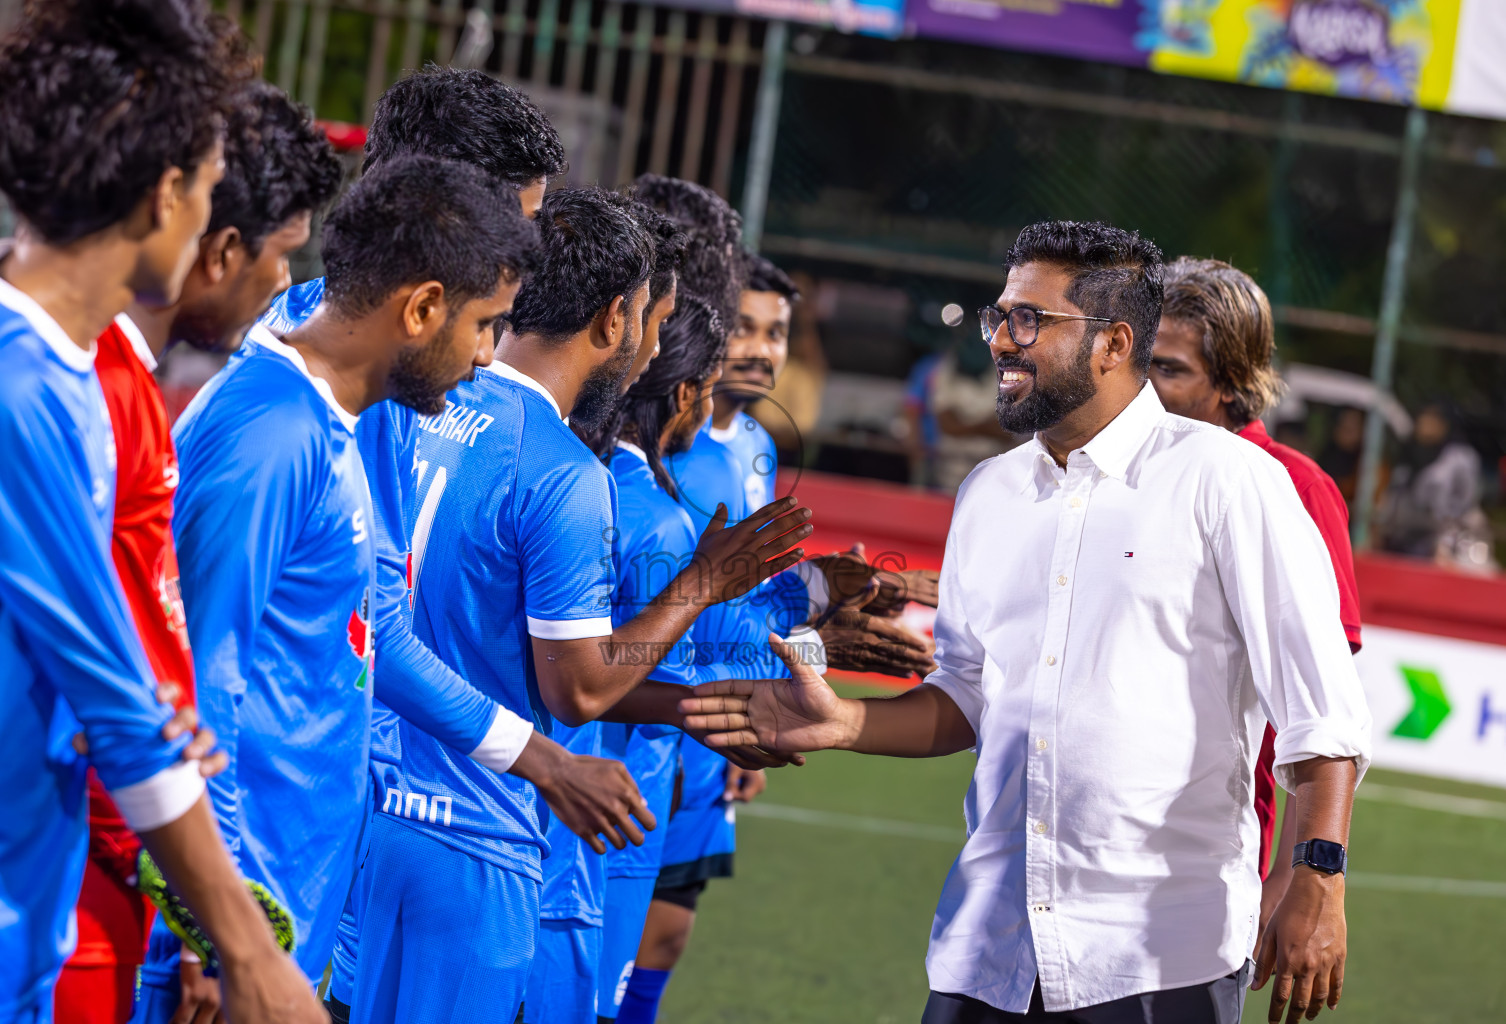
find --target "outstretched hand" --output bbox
[688,497,813,605]
[679,635,854,755]
[811,543,940,618]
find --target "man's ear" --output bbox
[149,166,187,231]
[594,294,628,352]
[401,281,446,338]
[1099,322,1135,374]
[198,226,241,286]
[673,378,696,416]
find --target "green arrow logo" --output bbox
[1391,665,1451,740]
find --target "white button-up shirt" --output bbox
[924,383,1371,1014]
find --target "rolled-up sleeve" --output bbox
[1213,452,1372,790]
[921,522,987,737]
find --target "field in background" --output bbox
[661,681,1506,1023]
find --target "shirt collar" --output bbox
[246,323,360,433]
[1018,382,1164,493]
[1237,418,1271,446]
[0,275,95,371]
[484,359,566,421]
[1077,383,1164,481]
[113,313,157,373]
[613,439,649,464]
[707,418,739,444]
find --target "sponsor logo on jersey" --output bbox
[347,588,372,690]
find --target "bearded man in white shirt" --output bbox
[682,220,1371,1024]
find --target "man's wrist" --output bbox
[831,698,866,751]
[506,732,567,790]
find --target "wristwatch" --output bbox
[1292,839,1348,876]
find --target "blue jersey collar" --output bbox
[245,323,360,433]
[0,275,95,371]
[484,359,567,422]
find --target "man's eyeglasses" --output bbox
[979,305,1114,348]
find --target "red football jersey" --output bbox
[66,315,195,969]
[1239,420,1362,881]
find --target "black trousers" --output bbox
[922,962,1252,1024]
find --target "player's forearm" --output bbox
[599,680,689,728]
[844,684,976,757]
[1288,755,1357,846]
[136,795,283,967]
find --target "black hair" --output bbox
[208,81,342,255]
[363,65,566,188]
[1004,220,1164,375]
[0,0,251,244]
[742,252,800,301]
[631,174,743,330]
[627,197,687,309]
[507,187,656,343]
[592,297,725,497]
[321,153,539,318]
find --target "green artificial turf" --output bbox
[657,681,1506,1024]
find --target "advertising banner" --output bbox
[658,0,906,37]
[904,0,1506,122]
[1356,625,1506,788]
[905,0,1150,67]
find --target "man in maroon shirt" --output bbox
[1149,256,1363,941]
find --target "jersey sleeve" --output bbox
[517,456,617,641]
[172,401,318,862]
[356,413,524,768]
[687,599,793,683]
[0,380,200,829]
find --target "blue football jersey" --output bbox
[536,720,605,926]
[262,279,499,765]
[664,417,810,637]
[384,361,616,881]
[0,283,190,1016]
[168,325,375,979]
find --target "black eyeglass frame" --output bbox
[979,305,1114,348]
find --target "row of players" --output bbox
[0,3,936,1023]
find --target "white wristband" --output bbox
[467,707,535,774]
[110,759,206,833]
[780,626,827,676]
[790,560,831,620]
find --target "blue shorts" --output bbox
[349,815,539,1024]
[523,919,602,1023]
[658,742,735,887]
[325,779,377,1009]
[595,875,658,1020]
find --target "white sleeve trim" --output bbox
[527,615,615,641]
[467,706,535,774]
[781,625,827,676]
[790,560,830,620]
[110,759,207,833]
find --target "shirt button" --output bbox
[1070,497,1083,508]
[1034,820,1049,835]
[1036,738,1048,751]
[1056,574,1067,586]
[1032,904,1048,913]
[1046,655,1057,666]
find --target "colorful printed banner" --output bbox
[657,0,907,37]
[904,0,1506,121]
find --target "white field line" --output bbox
[1357,782,1506,821]
[742,801,1506,899]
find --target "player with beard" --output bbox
[586,297,810,1024]
[260,72,659,1024]
[53,79,341,1024]
[346,187,808,1024]
[518,197,687,1024]
[131,154,535,1022]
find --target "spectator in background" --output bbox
[1379,402,1495,571]
[1317,405,1368,503]
[749,269,825,457]
[1149,256,1363,946]
[904,337,1013,491]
